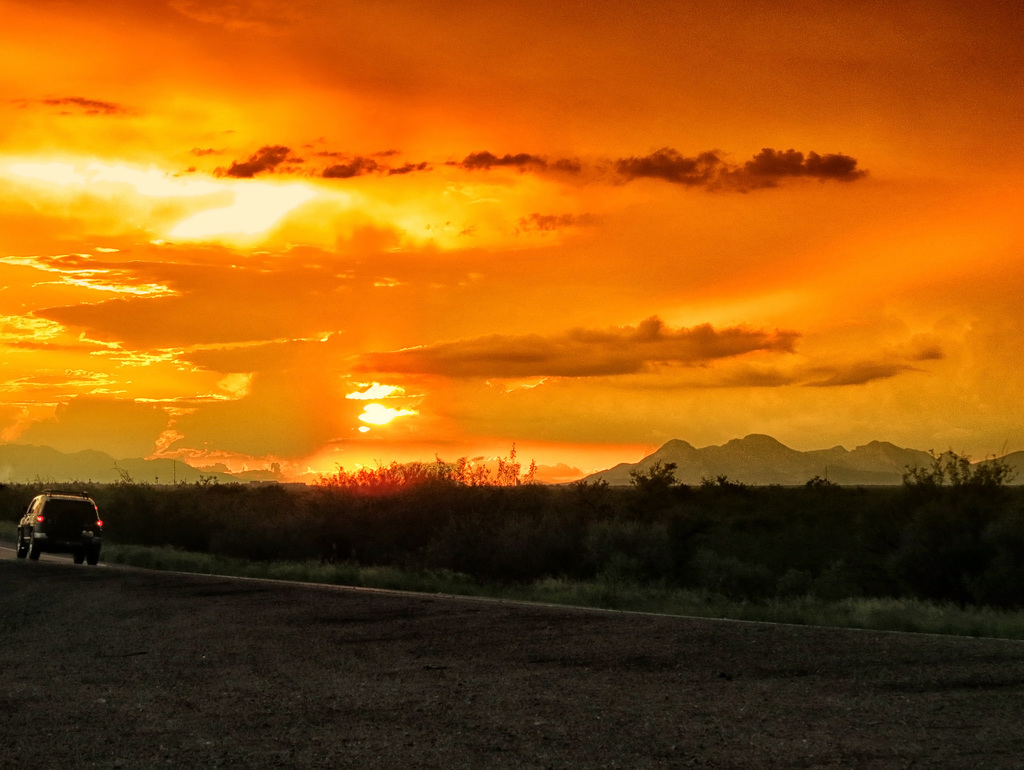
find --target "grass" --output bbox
[95,542,1024,641]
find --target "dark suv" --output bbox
[15,492,103,565]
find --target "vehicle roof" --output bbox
[37,491,96,501]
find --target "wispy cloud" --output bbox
[0,254,175,297]
[0,370,117,395]
[387,161,431,176]
[169,0,300,34]
[13,96,127,116]
[804,362,919,387]
[0,314,65,345]
[517,213,599,232]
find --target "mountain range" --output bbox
[2,436,1022,487]
[584,434,1024,486]
[0,444,248,485]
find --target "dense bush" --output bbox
[1,451,1021,608]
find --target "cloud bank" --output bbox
[359,316,799,378]
[213,143,863,191]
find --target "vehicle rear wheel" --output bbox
[73,550,85,564]
[86,548,100,566]
[28,542,41,560]
[16,532,28,559]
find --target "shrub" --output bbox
[691,548,776,600]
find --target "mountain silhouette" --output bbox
[0,444,237,485]
[586,434,946,486]
[2,437,1020,487]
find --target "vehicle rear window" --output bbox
[43,499,98,522]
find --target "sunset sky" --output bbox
[1,0,1022,482]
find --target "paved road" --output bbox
[3,551,1024,768]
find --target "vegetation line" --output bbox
[3,449,1023,640]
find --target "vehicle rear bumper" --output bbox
[31,532,102,548]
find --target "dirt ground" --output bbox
[3,550,1024,769]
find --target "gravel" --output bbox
[3,553,1024,768]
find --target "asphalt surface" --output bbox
[3,548,1024,768]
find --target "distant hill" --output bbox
[0,444,238,485]
[977,451,1024,484]
[585,434,945,486]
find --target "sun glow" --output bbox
[3,156,318,244]
[5,158,221,197]
[86,163,223,198]
[358,403,418,426]
[168,182,317,240]
[7,161,84,186]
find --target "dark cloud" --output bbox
[358,316,798,378]
[449,151,582,175]
[727,148,866,188]
[302,145,863,189]
[15,96,126,115]
[517,213,598,232]
[614,147,866,189]
[221,145,300,178]
[458,151,548,171]
[190,147,222,156]
[615,148,723,186]
[322,157,382,179]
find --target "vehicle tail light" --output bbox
[96,519,104,528]
[35,514,44,523]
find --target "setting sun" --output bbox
[357,403,417,427]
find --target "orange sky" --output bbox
[1,0,1022,482]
